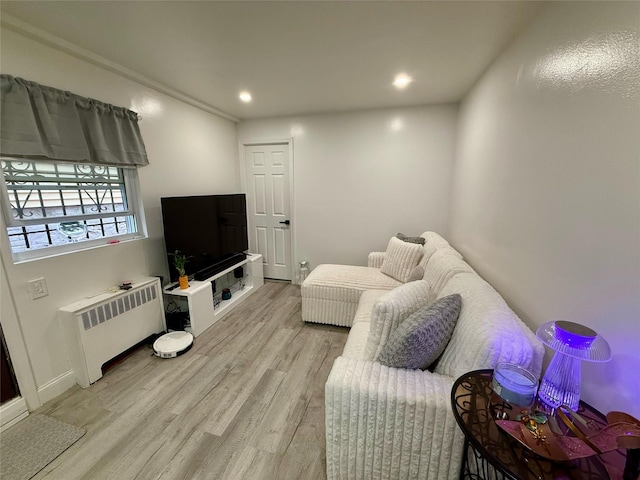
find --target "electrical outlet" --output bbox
[28,277,48,299]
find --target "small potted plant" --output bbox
[169,250,190,289]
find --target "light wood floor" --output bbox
[32,281,348,480]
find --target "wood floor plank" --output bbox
[190,368,287,479]
[251,331,332,454]
[201,328,296,436]
[156,430,220,480]
[223,446,269,480]
[29,281,348,480]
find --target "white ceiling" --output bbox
[0,1,544,121]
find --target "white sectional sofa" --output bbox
[301,232,544,480]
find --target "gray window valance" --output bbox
[0,74,149,167]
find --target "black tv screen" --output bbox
[161,194,249,281]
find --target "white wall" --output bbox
[5,2,637,420]
[452,2,640,416]
[238,106,458,269]
[0,28,239,404]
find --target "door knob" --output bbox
[279,220,290,225]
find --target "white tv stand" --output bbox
[162,253,264,337]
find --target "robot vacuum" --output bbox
[153,331,194,358]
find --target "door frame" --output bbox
[239,138,297,283]
[0,253,41,427]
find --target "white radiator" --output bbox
[59,277,166,388]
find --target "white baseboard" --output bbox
[37,370,77,405]
[0,397,29,433]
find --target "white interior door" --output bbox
[244,143,292,281]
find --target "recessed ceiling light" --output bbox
[239,91,252,103]
[393,73,413,89]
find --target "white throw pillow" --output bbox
[363,280,433,360]
[380,237,423,283]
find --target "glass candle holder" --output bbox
[492,363,539,407]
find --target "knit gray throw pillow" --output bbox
[397,232,426,245]
[377,294,462,370]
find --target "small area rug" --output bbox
[0,414,85,480]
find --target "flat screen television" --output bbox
[161,194,249,282]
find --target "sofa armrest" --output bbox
[368,251,386,268]
[325,357,464,480]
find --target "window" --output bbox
[1,158,146,262]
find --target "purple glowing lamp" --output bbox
[536,320,611,411]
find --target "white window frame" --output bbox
[1,158,147,263]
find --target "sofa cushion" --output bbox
[304,264,402,291]
[301,264,401,326]
[422,249,474,297]
[418,231,463,269]
[363,280,433,360]
[380,237,423,283]
[432,272,544,379]
[367,251,386,268]
[397,232,426,245]
[407,265,424,282]
[342,290,388,360]
[377,294,462,369]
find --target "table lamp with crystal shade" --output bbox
[536,320,611,411]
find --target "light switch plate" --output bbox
[28,277,48,299]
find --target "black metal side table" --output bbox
[451,369,627,480]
